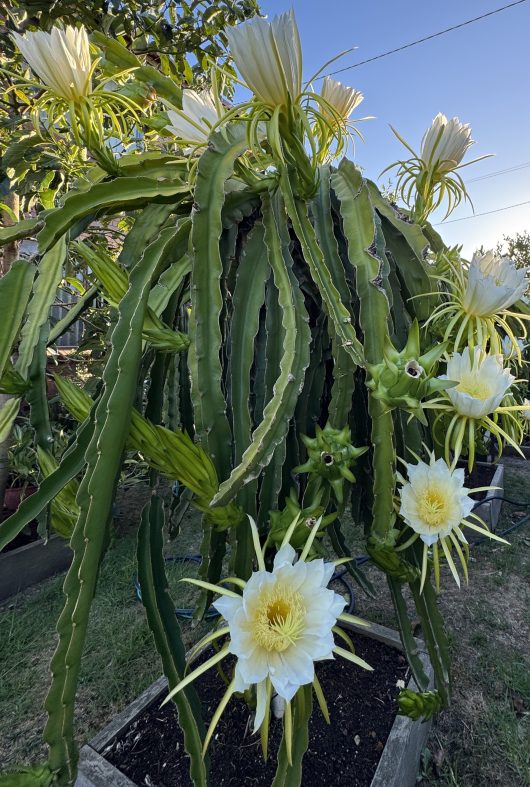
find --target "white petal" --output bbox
[213,594,243,622]
[273,543,297,570]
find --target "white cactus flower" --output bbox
[320,76,363,126]
[462,251,527,317]
[163,516,372,757]
[420,113,473,174]
[12,26,92,102]
[399,457,474,546]
[440,347,514,419]
[397,452,507,592]
[225,11,302,107]
[501,335,526,360]
[213,542,346,726]
[165,89,220,145]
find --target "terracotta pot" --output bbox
[4,484,37,511]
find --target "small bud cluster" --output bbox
[294,423,367,503]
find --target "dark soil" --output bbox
[461,461,496,501]
[105,632,408,786]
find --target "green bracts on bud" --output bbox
[366,321,451,421]
[366,536,420,583]
[294,423,367,504]
[398,689,444,721]
[53,374,92,422]
[0,362,30,395]
[267,488,337,554]
[73,241,189,353]
[55,377,243,531]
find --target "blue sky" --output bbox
[255,0,530,256]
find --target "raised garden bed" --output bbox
[465,460,505,537]
[0,531,72,602]
[76,620,434,787]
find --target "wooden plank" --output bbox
[76,746,137,787]
[371,650,434,787]
[0,534,72,602]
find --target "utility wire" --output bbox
[468,161,530,183]
[319,0,528,79]
[436,199,530,225]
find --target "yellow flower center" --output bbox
[417,485,449,528]
[456,374,492,401]
[253,586,306,652]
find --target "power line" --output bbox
[436,199,530,225]
[468,161,530,182]
[319,0,528,79]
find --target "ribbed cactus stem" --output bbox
[331,161,396,543]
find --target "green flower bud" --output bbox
[366,321,452,420]
[293,422,367,504]
[398,689,444,721]
[268,488,336,553]
[366,535,420,583]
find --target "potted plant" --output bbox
[4,421,39,512]
[1,8,529,786]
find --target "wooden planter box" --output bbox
[471,461,505,535]
[0,534,72,602]
[76,620,434,787]
[502,445,530,459]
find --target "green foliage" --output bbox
[0,764,54,786]
[137,494,208,786]
[8,1,259,90]
[495,229,530,269]
[0,12,507,782]
[36,448,79,538]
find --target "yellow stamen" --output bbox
[417,486,449,528]
[456,375,493,400]
[253,586,306,652]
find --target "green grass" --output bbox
[0,494,209,773]
[417,459,530,787]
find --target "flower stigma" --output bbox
[253,586,306,652]
[455,375,494,401]
[416,486,449,530]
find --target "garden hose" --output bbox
[133,497,530,619]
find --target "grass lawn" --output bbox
[0,487,209,774]
[0,461,529,785]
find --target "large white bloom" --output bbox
[225,11,302,107]
[12,26,92,102]
[462,250,527,317]
[399,457,474,546]
[441,347,514,419]
[397,453,507,592]
[165,89,220,144]
[163,516,371,757]
[420,113,473,174]
[213,542,345,717]
[320,77,363,126]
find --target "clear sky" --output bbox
[255,0,530,256]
